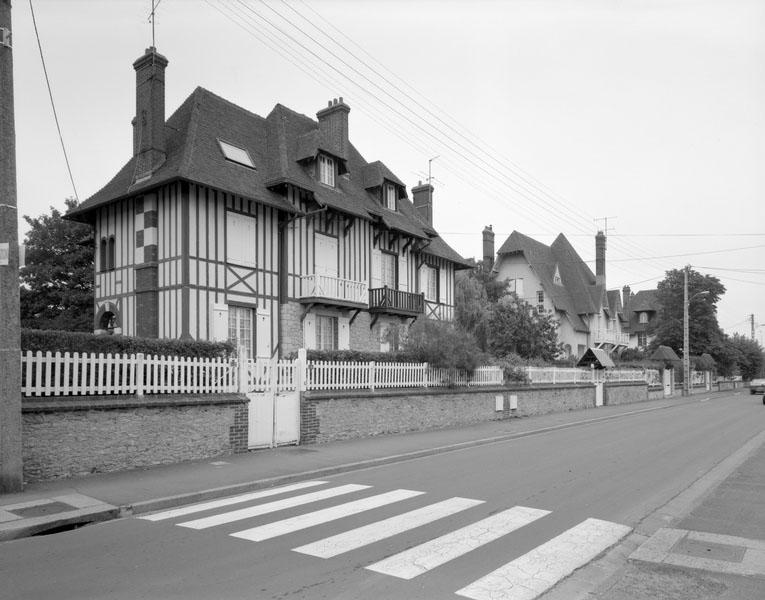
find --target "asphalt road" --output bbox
[2,392,763,600]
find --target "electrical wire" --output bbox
[29,0,79,201]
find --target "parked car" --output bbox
[750,378,765,400]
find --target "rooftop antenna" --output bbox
[594,216,617,236]
[148,0,163,47]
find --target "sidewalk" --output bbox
[0,395,702,541]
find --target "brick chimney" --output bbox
[482,225,495,271]
[622,285,631,309]
[132,47,168,179]
[595,230,606,286]
[316,97,350,158]
[412,180,434,226]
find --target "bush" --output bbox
[20,328,234,359]
[402,319,487,371]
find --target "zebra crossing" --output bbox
[138,479,632,599]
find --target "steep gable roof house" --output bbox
[483,226,629,358]
[621,286,661,350]
[67,47,469,358]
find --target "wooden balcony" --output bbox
[592,329,630,347]
[369,287,424,317]
[299,274,368,308]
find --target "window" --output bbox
[639,312,649,324]
[553,265,562,285]
[218,140,255,169]
[381,252,397,288]
[316,315,338,350]
[384,183,397,210]
[637,332,647,348]
[507,278,524,297]
[226,211,257,267]
[99,238,107,272]
[537,290,544,315]
[318,154,335,187]
[107,236,116,270]
[228,306,253,358]
[423,265,438,302]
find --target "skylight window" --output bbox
[218,140,255,169]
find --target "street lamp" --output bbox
[683,265,709,396]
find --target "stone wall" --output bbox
[22,394,248,483]
[604,382,648,405]
[512,385,595,417]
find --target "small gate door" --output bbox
[246,359,300,449]
[663,369,673,397]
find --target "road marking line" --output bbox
[366,505,550,580]
[177,484,370,530]
[231,489,425,542]
[139,481,328,522]
[456,517,632,600]
[294,497,485,558]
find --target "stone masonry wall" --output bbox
[22,394,248,483]
[512,385,595,417]
[604,382,649,406]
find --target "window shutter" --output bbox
[438,267,447,304]
[398,254,408,292]
[256,310,271,359]
[210,303,229,342]
[303,313,317,350]
[371,248,382,289]
[338,316,350,350]
[419,264,428,295]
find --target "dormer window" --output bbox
[218,140,255,169]
[384,182,397,210]
[319,154,335,187]
[639,312,649,324]
[553,265,562,285]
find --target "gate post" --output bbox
[297,348,307,392]
[237,345,248,393]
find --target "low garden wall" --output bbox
[22,394,248,483]
[301,382,649,444]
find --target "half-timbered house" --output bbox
[67,47,469,358]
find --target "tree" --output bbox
[487,294,561,361]
[20,198,94,331]
[726,334,764,380]
[650,268,726,358]
[402,319,484,371]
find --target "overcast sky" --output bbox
[10,0,765,342]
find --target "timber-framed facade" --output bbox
[68,47,469,358]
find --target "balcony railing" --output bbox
[300,274,368,306]
[593,329,630,346]
[369,287,424,316]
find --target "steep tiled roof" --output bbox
[69,87,467,268]
[623,289,661,332]
[496,231,624,332]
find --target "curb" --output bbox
[0,505,120,542]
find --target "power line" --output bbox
[28,0,78,201]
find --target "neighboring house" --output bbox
[485,227,629,358]
[621,286,661,350]
[66,47,469,358]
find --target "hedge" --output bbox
[287,349,420,363]
[20,329,234,359]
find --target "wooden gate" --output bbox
[243,358,300,449]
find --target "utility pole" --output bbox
[0,0,22,492]
[683,266,690,397]
[751,314,756,341]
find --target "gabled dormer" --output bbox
[361,161,406,211]
[553,264,562,285]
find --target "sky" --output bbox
[9,0,765,342]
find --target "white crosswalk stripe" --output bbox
[455,517,632,600]
[138,480,328,522]
[176,483,370,530]
[366,505,551,580]
[293,496,485,558]
[231,489,425,542]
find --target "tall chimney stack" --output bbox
[622,285,631,309]
[412,180,434,226]
[132,47,168,179]
[482,225,495,271]
[595,230,606,286]
[316,97,350,159]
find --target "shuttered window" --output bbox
[228,306,253,358]
[316,315,338,350]
[384,183,397,210]
[226,211,257,267]
[319,154,335,187]
[381,252,396,288]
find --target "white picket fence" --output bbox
[304,361,504,391]
[19,350,504,397]
[21,351,238,397]
[523,366,658,385]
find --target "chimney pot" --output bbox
[412,182,434,227]
[132,47,169,177]
[317,98,351,159]
[595,230,606,286]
